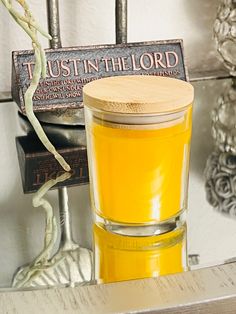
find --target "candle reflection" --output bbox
[93,223,187,284]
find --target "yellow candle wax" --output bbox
[94,223,187,284]
[89,107,192,224]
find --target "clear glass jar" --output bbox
[83,75,194,236]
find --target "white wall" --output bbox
[0,0,222,92]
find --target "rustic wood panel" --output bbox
[1,262,236,313]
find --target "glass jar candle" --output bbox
[83,75,194,236]
[94,223,187,284]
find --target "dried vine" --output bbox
[12,172,71,288]
[0,0,71,172]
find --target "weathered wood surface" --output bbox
[1,262,236,313]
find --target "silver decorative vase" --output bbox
[205,82,236,216]
[214,0,236,75]
[211,83,236,154]
[205,151,236,216]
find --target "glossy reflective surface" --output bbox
[0,77,236,289]
[94,223,188,284]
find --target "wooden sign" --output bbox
[12,39,188,113]
[16,135,89,193]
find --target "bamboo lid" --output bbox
[83,75,194,114]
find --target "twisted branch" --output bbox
[13,172,71,288]
[0,0,71,171]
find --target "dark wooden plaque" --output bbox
[16,135,89,193]
[12,39,188,113]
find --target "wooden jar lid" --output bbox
[83,75,194,114]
